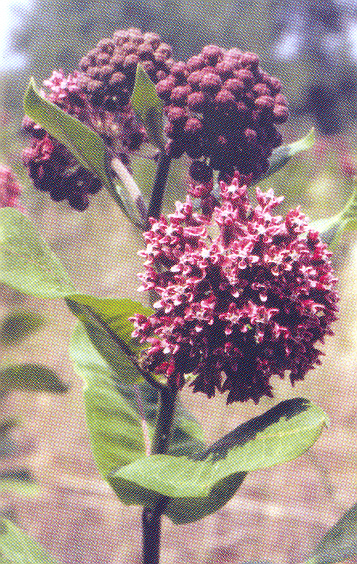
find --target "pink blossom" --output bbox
[131,177,339,404]
[0,165,25,213]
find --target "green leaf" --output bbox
[0,208,76,298]
[23,79,146,225]
[69,323,205,479]
[24,78,111,190]
[306,502,357,564]
[66,295,152,385]
[0,311,45,345]
[0,209,151,383]
[0,418,18,434]
[69,323,148,477]
[0,469,39,497]
[310,179,357,249]
[0,519,58,564]
[111,398,328,523]
[114,381,206,458]
[0,364,68,393]
[259,128,315,183]
[131,65,165,149]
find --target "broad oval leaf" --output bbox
[114,380,206,458]
[0,208,76,298]
[306,501,357,564]
[110,398,327,523]
[69,323,147,477]
[131,65,165,149]
[0,519,58,564]
[310,179,357,249]
[0,364,68,394]
[23,79,145,225]
[0,210,152,385]
[24,78,111,190]
[258,128,315,183]
[69,323,205,478]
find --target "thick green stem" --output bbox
[147,153,172,223]
[141,386,177,564]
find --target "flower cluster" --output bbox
[155,45,288,183]
[0,165,25,212]
[22,68,145,210]
[79,27,174,111]
[131,178,338,404]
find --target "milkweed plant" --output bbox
[1,27,357,564]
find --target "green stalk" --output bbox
[147,152,172,224]
[142,386,177,564]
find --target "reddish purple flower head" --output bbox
[0,165,25,212]
[131,178,339,404]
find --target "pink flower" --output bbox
[0,165,25,212]
[131,178,339,404]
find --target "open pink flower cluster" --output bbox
[131,177,339,403]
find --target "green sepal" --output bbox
[131,65,165,149]
[0,519,59,563]
[305,501,357,564]
[310,179,357,249]
[110,398,328,524]
[259,128,315,183]
[0,364,68,393]
[24,78,111,190]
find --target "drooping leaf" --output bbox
[66,295,152,385]
[69,323,205,478]
[24,78,111,190]
[0,481,39,496]
[0,419,17,458]
[305,501,357,564]
[0,208,76,298]
[0,519,58,564]
[0,209,152,384]
[259,128,315,183]
[0,311,45,345]
[0,418,18,434]
[131,65,165,149]
[0,364,68,394]
[110,398,328,523]
[69,323,147,477]
[310,179,357,249]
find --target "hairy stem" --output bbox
[147,152,172,223]
[141,386,177,564]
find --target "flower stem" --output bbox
[147,152,172,224]
[141,386,177,564]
